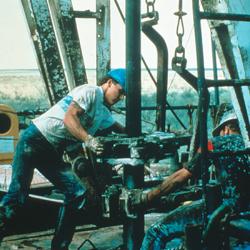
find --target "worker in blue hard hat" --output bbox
[107,68,126,93]
[0,68,126,250]
[103,68,126,106]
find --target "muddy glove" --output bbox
[85,135,104,155]
[185,152,201,177]
[130,189,149,211]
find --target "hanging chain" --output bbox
[145,0,156,17]
[175,0,186,54]
[142,0,158,25]
[172,0,187,73]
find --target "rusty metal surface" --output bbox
[57,0,88,87]
[21,0,54,105]
[21,0,69,104]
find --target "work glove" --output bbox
[185,152,201,176]
[130,189,149,212]
[85,135,104,155]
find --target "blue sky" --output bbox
[0,0,213,69]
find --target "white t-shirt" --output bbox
[33,85,114,150]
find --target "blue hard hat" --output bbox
[107,68,126,94]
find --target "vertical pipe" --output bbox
[192,0,209,222]
[211,39,219,105]
[126,0,141,136]
[141,25,168,132]
[123,161,144,250]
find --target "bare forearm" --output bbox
[63,102,89,142]
[147,168,192,202]
[64,115,88,142]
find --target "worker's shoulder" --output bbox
[71,84,101,97]
[73,84,99,92]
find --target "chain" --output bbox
[172,0,187,73]
[142,0,158,25]
[145,0,156,16]
[175,0,186,54]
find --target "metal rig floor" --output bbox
[1,213,165,250]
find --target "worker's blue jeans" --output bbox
[141,200,204,250]
[0,123,86,220]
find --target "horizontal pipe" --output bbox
[207,79,250,87]
[200,12,250,22]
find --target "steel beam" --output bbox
[211,40,219,106]
[23,0,69,103]
[201,0,250,148]
[96,0,111,83]
[21,0,53,105]
[56,0,88,87]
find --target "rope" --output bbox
[77,238,97,250]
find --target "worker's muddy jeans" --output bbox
[141,200,204,250]
[0,123,86,221]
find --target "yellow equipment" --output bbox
[0,104,19,164]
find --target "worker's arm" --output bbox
[131,153,201,211]
[64,101,104,155]
[131,168,192,211]
[147,152,201,203]
[63,101,89,142]
[147,168,192,203]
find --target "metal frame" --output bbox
[21,0,69,104]
[201,0,250,148]
[96,0,111,83]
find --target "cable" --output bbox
[77,238,97,250]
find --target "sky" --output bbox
[0,0,214,70]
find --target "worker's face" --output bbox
[219,125,230,136]
[104,80,125,106]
